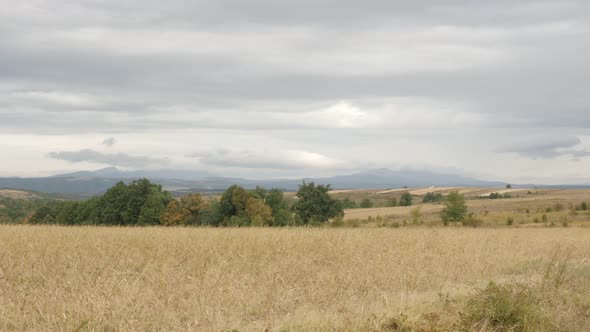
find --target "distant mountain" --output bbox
[311,168,505,189]
[53,167,208,180]
[0,167,508,196]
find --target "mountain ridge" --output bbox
[0,167,509,196]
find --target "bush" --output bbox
[399,193,413,206]
[360,198,373,208]
[410,206,422,224]
[388,197,398,207]
[440,192,468,225]
[462,212,483,227]
[460,282,549,331]
[341,197,357,209]
[423,192,443,203]
[506,217,514,226]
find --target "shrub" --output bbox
[460,282,549,331]
[360,198,373,208]
[440,192,468,225]
[423,192,443,203]
[581,202,588,211]
[553,203,564,212]
[462,212,483,227]
[341,197,357,209]
[399,193,413,206]
[506,217,514,226]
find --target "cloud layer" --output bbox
[1,1,590,182]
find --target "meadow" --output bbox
[1,225,589,331]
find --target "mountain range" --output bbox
[0,167,507,197]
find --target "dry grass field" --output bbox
[1,225,590,331]
[342,189,590,228]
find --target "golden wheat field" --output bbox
[1,225,589,331]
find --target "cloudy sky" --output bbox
[1,1,590,184]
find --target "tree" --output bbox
[179,193,205,225]
[506,184,512,189]
[160,201,185,226]
[399,193,413,206]
[264,188,293,226]
[245,197,274,226]
[292,182,343,224]
[440,191,468,225]
[264,188,288,215]
[219,185,250,224]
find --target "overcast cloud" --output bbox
[1,1,590,183]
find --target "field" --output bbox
[1,188,590,331]
[337,188,590,227]
[0,226,589,331]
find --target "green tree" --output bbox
[219,185,250,224]
[399,193,413,206]
[440,191,468,225]
[292,182,343,224]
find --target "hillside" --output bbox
[0,167,507,196]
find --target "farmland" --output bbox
[1,188,590,331]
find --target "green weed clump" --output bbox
[460,282,550,331]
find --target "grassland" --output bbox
[1,225,589,331]
[1,188,590,331]
[338,188,590,228]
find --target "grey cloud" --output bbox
[1,0,590,134]
[497,136,590,159]
[48,149,168,167]
[102,137,116,147]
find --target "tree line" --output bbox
[26,179,344,226]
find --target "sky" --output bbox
[1,0,590,184]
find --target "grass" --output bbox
[342,189,590,228]
[1,226,589,331]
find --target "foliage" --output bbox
[360,198,373,208]
[245,197,274,226]
[340,197,357,209]
[292,182,343,224]
[440,191,468,225]
[0,196,55,224]
[28,179,173,226]
[489,192,512,199]
[399,193,413,206]
[460,282,548,331]
[422,192,443,203]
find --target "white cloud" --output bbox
[190,148,345,170]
